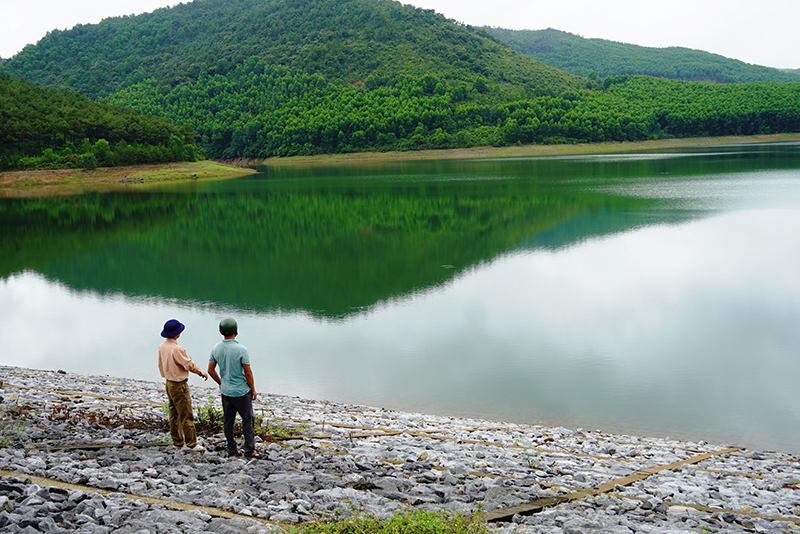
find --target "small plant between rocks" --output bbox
[294,509,489,534]
[514,439,542,468]
[39,395,303,443]
[195,395,305,440]
[48,404,169,431]
[0,396,29,447]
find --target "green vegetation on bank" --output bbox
[483,28,800,83]
[0,161,255,192]
[294,510,489,534]
[195,396,303,440]
[0,72,200,171]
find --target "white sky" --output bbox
[0,0,797,68]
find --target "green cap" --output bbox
[219,317,238,336]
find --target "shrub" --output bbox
[296,509,490,534]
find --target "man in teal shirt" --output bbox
[207,318,260,457]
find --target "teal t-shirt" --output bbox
[209,339,251,397]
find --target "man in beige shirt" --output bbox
[158,319,208,451]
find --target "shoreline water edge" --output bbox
[3,134,800,195]
[1,365,800,533]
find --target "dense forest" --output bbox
[107,64,800,158]
[1,0,583,100]
[482,28,800,84]
[2,0,800,163]
[0,72,200,170]
[108,63,530,157]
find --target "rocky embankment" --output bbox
[1,365,800,534]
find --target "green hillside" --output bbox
[0,72,199,170]
[104,67,800,158]
[2,0,799,161]
[484,28,800,84]
[2,0,583,100]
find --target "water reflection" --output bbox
[0,170,660,317]
[2,143,800,453]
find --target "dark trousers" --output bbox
[165,380,197,448]
[222,393,255,455]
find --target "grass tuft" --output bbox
[295,510,490,534]
[195,395,305,440]
[0,395,30,447]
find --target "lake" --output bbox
[2,142,800,453]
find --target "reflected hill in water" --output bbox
[0,182,664,318]
[0,193,197,279]
[6,147,795,318]
[518,207,700,250]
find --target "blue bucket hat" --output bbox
[161,319,186,338]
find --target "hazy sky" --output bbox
[0,0,797,68]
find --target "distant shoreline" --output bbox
[0,160,256,197]
[258,133,800,166]
[2,134,798,195]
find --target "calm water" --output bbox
[2,142,800,452]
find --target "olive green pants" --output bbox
[165,380,197,448]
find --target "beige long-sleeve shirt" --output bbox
[158,338,202,382]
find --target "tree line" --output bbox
[0,72,200,171]
[484,28,800,84]
[108,62,800,159]
[1,0,582,100]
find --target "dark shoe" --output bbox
[244,451,262,458]
[228,449,242,457]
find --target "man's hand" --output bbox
[207,362,222,386]
[198,370,208,381]
[242,364,256,401]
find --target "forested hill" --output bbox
[0,72,199,171]
[1,0,583,100]
[2,0,799,161]
[483,28,800,84]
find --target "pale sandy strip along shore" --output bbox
[1,365,800,533]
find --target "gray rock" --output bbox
[95,478,122,490]
[5,365,800,534]
[35,516,60,532]
[25,458,47,470]
[206,518,249,534]
[271,511,301,523]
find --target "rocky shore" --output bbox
[1,365,799,534]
